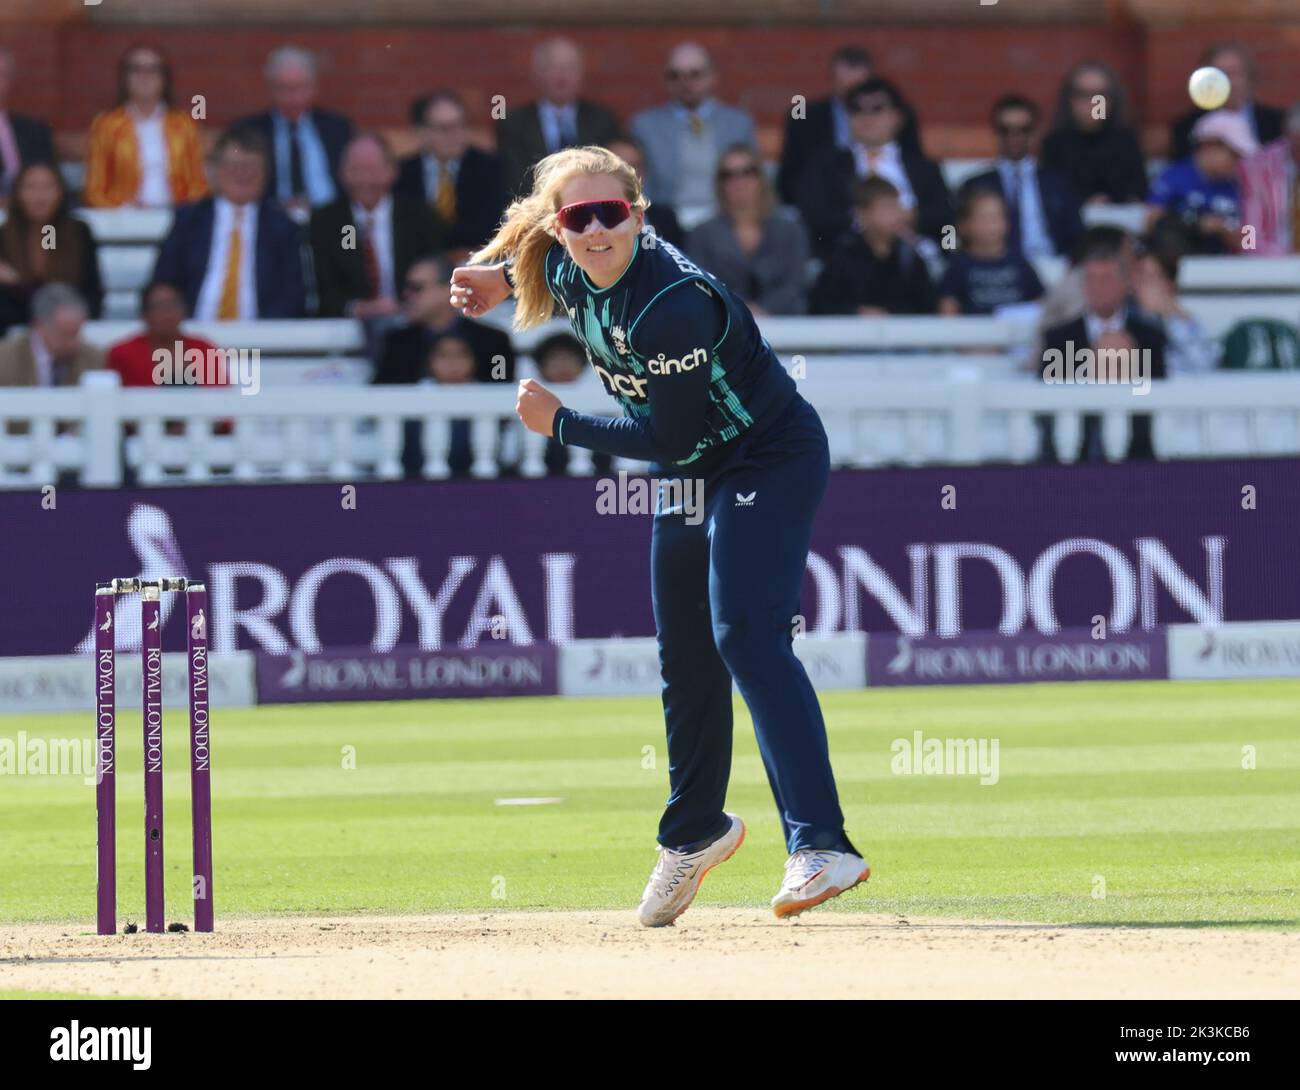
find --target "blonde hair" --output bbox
[471,145,647,331]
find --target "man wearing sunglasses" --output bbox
[794,76,951,263]
[630,42,757,232]
[453,146,868,928]
[959,94,1082,261]
[775,45,923,206]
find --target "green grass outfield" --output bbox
[2,680,1297,929]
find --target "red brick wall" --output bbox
[3,22,1298,157]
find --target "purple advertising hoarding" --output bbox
[3,458,1297,656]
[256,643,557,703]
[866,627,1168,686]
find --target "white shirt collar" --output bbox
[351,194,392,224]
[1086,306,1129,340]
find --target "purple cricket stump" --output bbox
[140,582,165,933]
[187,584,214,932]
[94,585,117,936]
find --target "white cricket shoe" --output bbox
[771,848,870,919]
[637,813,745,927]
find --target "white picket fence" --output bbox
[2,370,1297,488]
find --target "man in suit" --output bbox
[395,91,507,262]
[310,132,441,321]
[495,37,620,198]
[960,94,1083,261]
[1040,244,1167,463]
[0,47,55,201]
[1170,42,1285,162]
[776,45,922,205]
[232,45,354,215]
[152,126,307,319]
[630,41,757,232]
[796,77,951,262]
[0,283,103,386]
[372,255,514,385]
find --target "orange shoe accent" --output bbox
[773,866,870,919]
[663,820,746,926]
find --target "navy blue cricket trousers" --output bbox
[650,394,858,856]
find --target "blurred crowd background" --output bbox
[2,2,1299,477]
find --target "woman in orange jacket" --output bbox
[84,44,208,208]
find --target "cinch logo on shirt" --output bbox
[592,365,648,400]
[648,347,708,375]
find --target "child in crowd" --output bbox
[532,332,610,475]
[1146,111,1252,255]
[938,187,1044,315]
[810,177,936,316]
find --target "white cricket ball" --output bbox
[1188,66,1231,111]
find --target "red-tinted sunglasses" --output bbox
[556,198,632,234]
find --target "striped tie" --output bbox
[435,171,456,221]
[217,210,242,320]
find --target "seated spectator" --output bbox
[1238,102,1300,256]
[0,47,54,203]
[1035,225,1135,340]
[810,177,936,316]
[938,188,1043,315]
[1146,111,1252,255]
[777,45,922,205]
[233,46,354,215]
[152,126,306,320]
[84,44,208,209]
[1042,62,1148,205]
[1132,233,1216,376]
[400,334,483,479]
[310,132,441,322]
[631,42,757,231]
[531,332,611,476]
[396,91,507,263]
[0,283,103,386]
[960,94,1083,260]
[496,37,620,198]
[106,281,223,386]
[373,255,514,385]
[0,162,103,334]
[685,144,811,315]
[607,135,683,249]
[1039,238,1166,462]
[796,77,951,261]
[1170,41,1285,161]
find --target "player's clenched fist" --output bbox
[449,263,511,318]
[516,378,561,437]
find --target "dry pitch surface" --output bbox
[3,911,1298,999]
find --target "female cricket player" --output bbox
[450,145,866,925]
